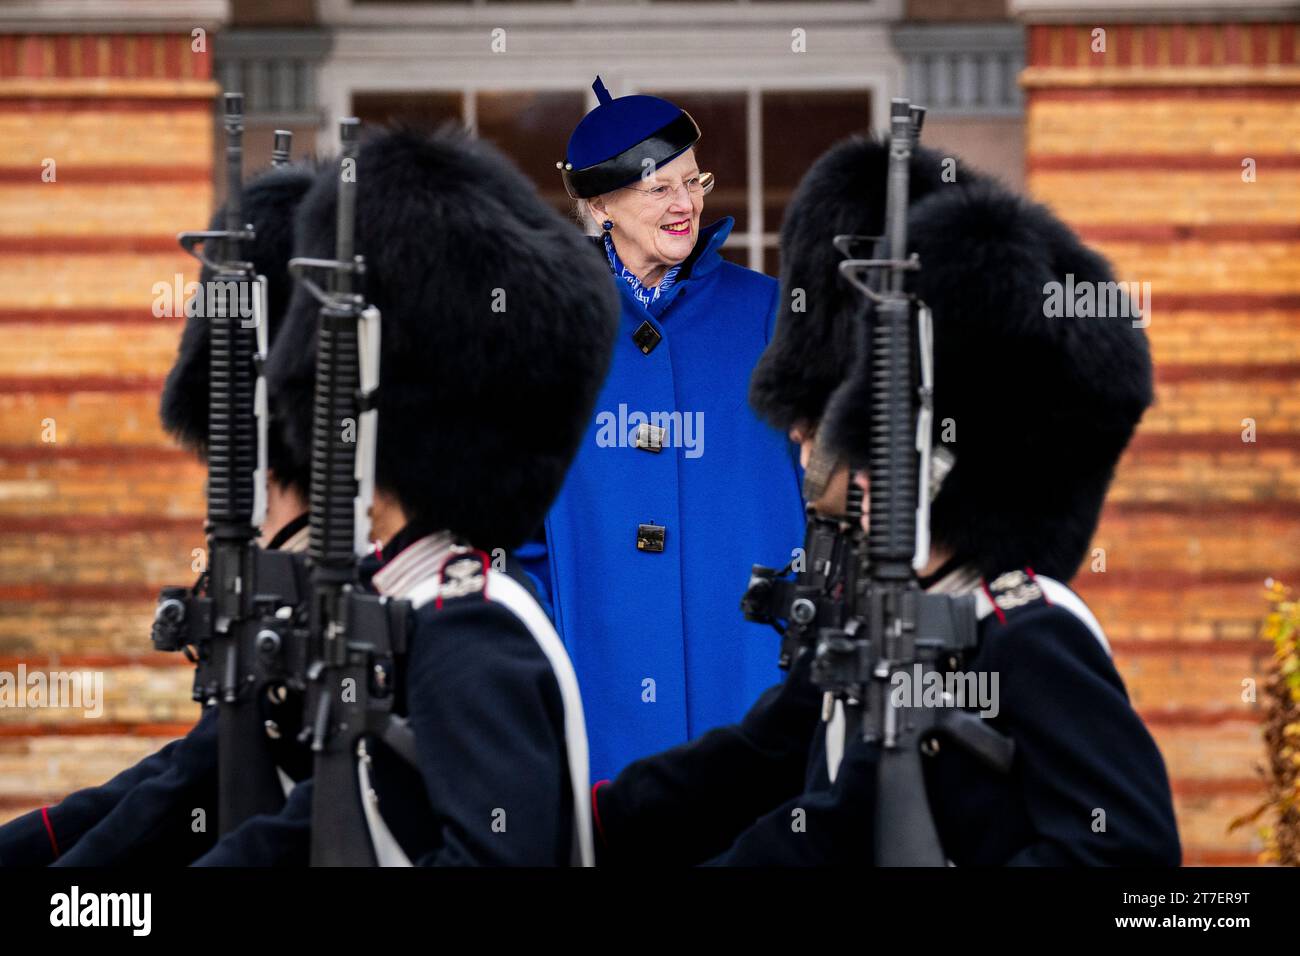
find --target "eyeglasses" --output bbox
[619,171,715,204]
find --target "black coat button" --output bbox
[636,524,666,552]
[632,320,662,355]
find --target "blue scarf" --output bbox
[603,232,682,315]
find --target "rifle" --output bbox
[746,99,1014,865]
[742,510,856,672]
[290,118,411,867]
[157,92,307,835]
[818,98,1016,865]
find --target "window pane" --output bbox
[719,244,749,267]
[761,90,872,236]
[351,91,464,130]
[643,90,748,232]
[762,246,781,278]
[476,90,586,215]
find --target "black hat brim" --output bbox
[563,111,701,199]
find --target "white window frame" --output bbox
[317,3,902,272]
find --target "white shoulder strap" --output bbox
[378,568,595,868]
[825,697,846,785]
[479,570,595,867]
[358,749,413,867]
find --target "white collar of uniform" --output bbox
[372,530,459,600]
[278,523,311,554]
[925,563,983,597]
[967,567,1112,657]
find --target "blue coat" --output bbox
[522,217,806,783]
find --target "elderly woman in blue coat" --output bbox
[521,77,806,784]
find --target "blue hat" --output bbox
[558,76,701,199]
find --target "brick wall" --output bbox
[1,16,1295,868]
[1023,20,1300,865]
[0,33,215,822]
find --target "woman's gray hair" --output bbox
[574,197,601,236]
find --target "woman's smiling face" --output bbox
[596,149,704,278]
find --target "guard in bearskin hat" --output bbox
[0,162,319,867]
[589,137,1180,866]
[192,125,619,866]
[749,135,981,446]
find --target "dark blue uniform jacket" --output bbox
[593,590,1182,866]
[0,709,217,866]
[194,533,575,867]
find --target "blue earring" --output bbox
[602,219,613,231]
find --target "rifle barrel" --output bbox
[884,98,912,294]
[335,118,360,296]
[223,93,244,262]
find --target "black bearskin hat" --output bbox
[159,162,318,496]
[266,126,620,552]
[749,136,982,433]
[822,179,1154,582]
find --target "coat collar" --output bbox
[371,528,459,599]
[677,216,733,281]
[594,216,735,319]
[591,216,734,288]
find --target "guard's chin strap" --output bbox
[354,306,382,556]
[251,275,270,530]
[802,429,840,504]
[913,303,934,572]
